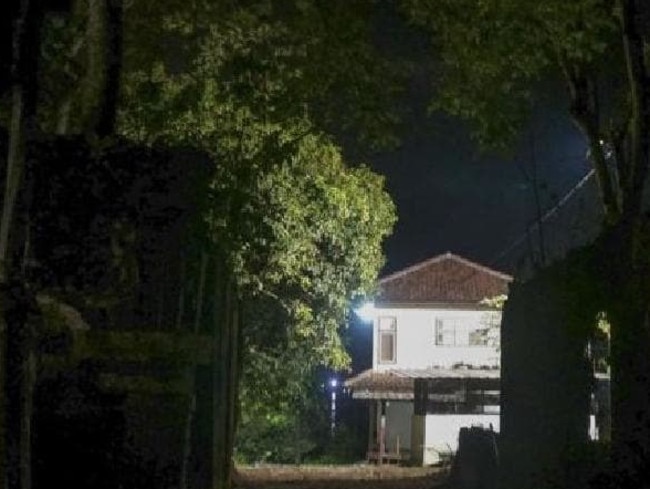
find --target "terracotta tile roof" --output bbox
[345,368,500,400]
[345,369,414,398]
[378,252,512,304]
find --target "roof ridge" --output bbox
[379,251,512,284]
[446,253,513,282]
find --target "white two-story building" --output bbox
[345,252,512,465]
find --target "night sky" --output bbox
[354,7,601,278]
[364,86,599,277]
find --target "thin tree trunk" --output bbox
[213,264,229,489]
[212,258,241,489]
[80,0,107,134]
[1,3,43,489]
[4,287,37,489]
[225,287,240,487]
[81,0,122,137]
[618,0,650,222]
[179,251,207,489]
[95,0,122,137]
[0,0,41,280]
[55,12,85,136]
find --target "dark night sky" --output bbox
[357,6,602,278]
[365,95,599,277]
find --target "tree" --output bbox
[32,1,404,150]
[402,0,650,483]
[4,3,398,489]
[1,3,46,489]
[115,3,398,484]
[2,2,126,486]
[212,130,395,469]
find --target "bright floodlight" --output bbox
[330,378,338,388]
[355,301,376,323]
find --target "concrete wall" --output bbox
[411,414,500,466]
[372,307,501,370]
[500,270,593,489]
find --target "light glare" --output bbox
[355,301,376,323]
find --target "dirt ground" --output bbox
[235,464,449,489]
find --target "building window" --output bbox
[378,316,396,363]
[469,329,488,346]
[434,318,474,346]
[435,318,455,346]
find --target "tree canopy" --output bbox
[402,0,645,224]
[1,2,398,488]
[401,1,650,484]
[18,0,399,370]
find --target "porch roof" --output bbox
[344,367,500,400]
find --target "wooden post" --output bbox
[379,400,387,465]
[367,401,375,461]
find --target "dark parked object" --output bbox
[450,426,499,489]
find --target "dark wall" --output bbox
[500,256,597,489]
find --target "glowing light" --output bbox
[355,301,376,323]
[330,378,338,388]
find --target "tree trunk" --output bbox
[95,0,122,137]
[3,283,37,489]
[604,223,650,484]
[81,0,122,137]
[607,1,650,482]
[1,3,43,489]
[212,258,241,489]
[179,252,207,489]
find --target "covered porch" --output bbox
[345,368,501,465]
[345,369,415,464]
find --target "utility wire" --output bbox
[380,167,597,295]
[491,168,596,267]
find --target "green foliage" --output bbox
[592,311,610,374]
[117,0,398,371]
[24,0,400,370]
[24,1,399,472]
[121,0,399,462]
[118,1,403,151]
[22,2,404,148]
[401,0,618,150]
[231,132,395,458]
[479,294,507,310]
[236,366,330,464]
[311,424,366,464]
[210,131,395,369]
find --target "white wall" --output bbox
[372,307,501,371]
[418,414,500,465]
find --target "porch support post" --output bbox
[367,401,375,461]
[379,400,387,465]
